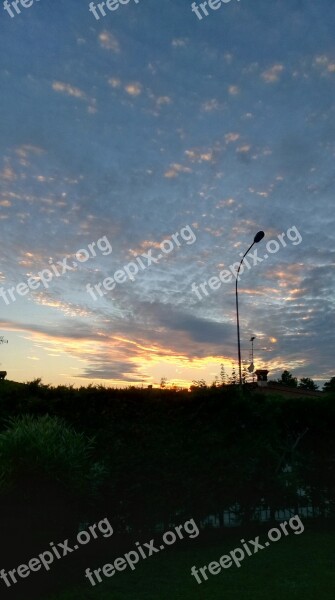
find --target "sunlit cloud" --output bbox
[124,82,142,96]
[99,31,120,53]
[0,165,16,181]
[185,149,214,163]
[261,64,284,83]
[164,163,192,178]
[237,145,251,153]
[52,81,86,99]
[225,133,240,144]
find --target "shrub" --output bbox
[0,414,98,493]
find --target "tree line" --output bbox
[0,378,334,552]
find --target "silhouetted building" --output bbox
[255,369,269,387]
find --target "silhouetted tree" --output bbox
[220,363,227,386]
[191,379,207,389]
[160,377,167,389]
[277,370,298,387]
[323,377,335,392]
[298,377,318,391]
[229,367,238,385]
[211,376,220,388]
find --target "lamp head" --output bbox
[254,231,265,243]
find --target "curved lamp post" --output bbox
[235,231,265,387]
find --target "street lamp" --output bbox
[235,231,265,387]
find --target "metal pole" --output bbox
[235,275,242,387]
[235,242,254,387]
[251,336,255,383]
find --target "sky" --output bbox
[0,0,334,388]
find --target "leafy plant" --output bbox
[0,414,104,497]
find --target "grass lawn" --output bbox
[44,529,335,600]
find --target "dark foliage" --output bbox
[0,379,335,542]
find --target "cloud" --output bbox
[225,133,240,144]
[108,78,121,88]
[261,64,284,83]
[124,82,142,96]
[52,82,86,99]
[79,361,144,382]
[201,99,223,112]
[228,85,239,95]
[156,96,172,106]
[236,145,251,154]
[15,145,45,158]
[312,55,335,76]
[99,31,120,53]
[0,165,16,182]
[185,149,214,163]
[171,38,188,48]
[164,163,192,178]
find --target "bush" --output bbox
[0,415,107,546]
[0,414,99,493]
